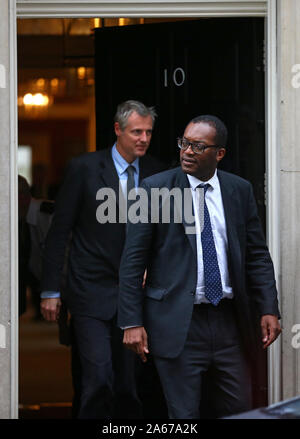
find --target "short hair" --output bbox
[114,100,157,131]
[189,115,228,148]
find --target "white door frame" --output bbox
[12,0,280,416]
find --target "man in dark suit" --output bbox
[118,114,281,419]
[40,100,165,419]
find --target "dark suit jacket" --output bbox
[118,167,280,359]
[42,148,164,319]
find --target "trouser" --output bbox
[154,299,252,419]
[69,319,82,419]
[72,314,142,419]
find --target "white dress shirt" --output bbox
[187,171,233,304]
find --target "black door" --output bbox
[94,18,265,224]
[94,18,267,409]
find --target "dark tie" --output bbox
[126,165,136,226]
[199,184,223,306]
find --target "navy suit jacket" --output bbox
[118,167,280,359]
[42,148,164,319]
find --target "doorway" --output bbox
[17,17,97,419]
[94,17,268,409]
[17,15,269,418]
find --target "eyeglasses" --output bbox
[177,137,220,154]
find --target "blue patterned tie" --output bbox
[199,184,223,306]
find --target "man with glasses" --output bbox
[118,114,281,419]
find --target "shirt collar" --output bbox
[187,169,218,191]
[112,143,139,175]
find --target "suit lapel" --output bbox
[176,169,197,257]
[218,169,235,226]
[100,151,151,202]
[99,148,122,206]
[217,170,242,274]
[217,170,239,233]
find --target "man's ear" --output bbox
[114,122,122,137]
[216,148,226,163]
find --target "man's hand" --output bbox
[123,326,149,362]
[261,314,282,349]
[40,298,62,322]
